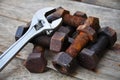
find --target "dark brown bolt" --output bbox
[52,16,100,74]
[78,27,117,70]
[24,45,47,73]
[47,7,87,27]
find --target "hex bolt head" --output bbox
[99,27,117,47]
[52,52,76,74]
[24,45,47,73]
[77,16,100,32]
[78,48,99,69]
[50,32,68,52]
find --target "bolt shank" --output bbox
[66,32,89,57]
[90,35,109,57]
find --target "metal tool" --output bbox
[0,7,62,71]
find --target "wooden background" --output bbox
[0,0,120,80]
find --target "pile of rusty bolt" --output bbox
[15,7,117,74]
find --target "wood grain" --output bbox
[0,0,120,80]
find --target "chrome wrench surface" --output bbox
[0,7,62,71]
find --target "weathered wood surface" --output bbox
[73,0,120,10]
[0,0,120,80]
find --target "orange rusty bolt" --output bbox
[47,7,87,27]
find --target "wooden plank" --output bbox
[0,0,120,80]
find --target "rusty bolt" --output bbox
[24,45,47,73]
[78,27,117,70]
[66,16,100,57]
[63,11,86,27]
[47,7,87,27]
[52,17,100,74]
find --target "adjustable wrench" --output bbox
[0,7,62,71]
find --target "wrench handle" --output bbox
[0,28,37,71]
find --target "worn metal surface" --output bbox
[0,0,120,80]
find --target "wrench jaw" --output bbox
[45,18,62,35]
[30,7,62,35]
[30,7,56,30]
